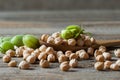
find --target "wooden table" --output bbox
[0,11,120,80]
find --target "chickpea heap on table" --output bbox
[1,25,120,71]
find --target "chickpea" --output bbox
[40,34,49,42]
[114,49,120,58]
[47,36,55,44]
[16,48,24,57]
[94,62,104,71]
[8,60,17,67]
[104,61,112,69]
[54,37,63,45]
[84,36,92,46]
[39,45,47,52]
[102,52,111,60]
[26,48,34,53]
[95,55,104,62]
[51,32,60,38]
[58,55,68,63]
[2,55,11,63]
[90,37,96,44]
[47,54,56,62]
[26,55,36,64]
[23,53,30,60]
[69,53,78,60]
[115,59,120,67]
[31,51,40,58]
[110,63,119,71]
[65,50,72,57]
[39,59,49,68]
[87,47,94,56]
[76,49,86,56]
[79,51,89,60]
[69,59,78,68]
[56,51,64,58]
[94,50,102,57]
[99,46,106,53]
[6,49,15,57]
[80,34,85,40]
[38,52,47,60]
[60,61,70,71]
[76,38,84,46]
[45,47,54,55]
[67,38,76,46]
[18,61,30,69]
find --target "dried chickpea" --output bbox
[18,61,30,69]
[76,38,84,46]
[87,47,94,56]
[104,61,112,69]
[69,59,78,68]
[114,49,120,58]
[60,61,70,71]
[31,51,40,58]
[95,55,104,62]
[76,49,86,56]
[47,54,56,62]
[102,52,111,60]
[94,62,104,71]
[23,50,31,56]
[47,36,54,44]
[115,59,120,67]
[90,37,96,44]
[40,34,49,42]
[57,51,64,58]
[26,47,34,53]
[67,38,76,46]
[23,53,30,60]
[6,49,15,57]
[51,32,60,38]
[65,50,72,57]
[2,55,11,63]
[54,37,63,45]
[84,37,92,46]
[79,51,89,60]
[110,63,119,71]
[39,45,47,52]
[26,55,36,64]
[16,48,24,57]
[45,47,54,55]
[58,55,68,63]
[8,60,17,67]
[39,59,49,68]
[94,50,102,57]
[69,53,78,60]
[38,52,47,60]
[99,46,106,53]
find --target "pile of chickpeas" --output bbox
[2,32,120,71]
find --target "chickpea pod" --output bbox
[95,55,104,62]
[18,61,30,69]
[114,49,120,58]
[60,61,70,71]
[6,49,15,57]
[99,46,106,53]
[26,55,36,64]
[102,52,111,60]
[47,54,56,62]
[39,59,49,68]
[8,60,17,67]
[104,61,112,69]
[110,63,119,71]
[94,62,104,71]
[2,55,11,63]
[67,38,76,46]
[40,34,49,42]
[69,59,78,68]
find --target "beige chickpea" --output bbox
[39,59,49,68]
[56,51,64,58]
[8,60,17,67]
[102,52,111,60]
[94,62,104,71]
[65,50,72,57]
[26,47,34,53]
[31,51,40,58]
[95,55,104,62]
[58,55,68,63]
[69,53,78,60]
[40,34,49,42]
[2,55,11,63]
[23,53,30,60]
[114,49,120,58]
[110,63,119,71]
[79,51,89,60]
[39,45,47,52]
[16,48,24,57]
[76,49,86,56]
[94,50,102,57]
[6,49,15,57]
[80,34,85,40]
[104,61,112,69]
[60,61,70,71]
[51,32,60,38]
[45,47,54,55]
[18,61,30,69]
[99,46,106,53]
[47,54,56,62]
[38,52,47,60]
[84,36,92,46]
[76,38,84,47]
[67,38,76,46]
[69,59,78,68]
[87,47,94,56]
[90,37,96,44]
[115,59,120,67]
[26,55,36,64]
[47,36,55,44]
[54,37,63,45]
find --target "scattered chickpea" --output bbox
[38,52,47,61]
[22,50,31,56]
[94,62,104,71]
[16,48,24,57]
[69,59,78,68]
[67,38,76,46]
[114,49,120,58]
[104,61,112,69]
[58,55,68,63]
[56,51,64,58]
[45,47,54,55]
[90,37,96,44]
[65,50,72,57]
[31,50,40,58]
[18,61,30,69]
[76,38,84,46]
[40,34,49,42]
[8,60,17,67]
[94,50,102,57]
[69,53,78,60]
[79,51,89,60]
[39,59,49,68]
[60,61,70,71]
[23,53,30,60]
[110,63,119,71]
[51,32,60,38]
[6,49,15,57]
[54,37,63,45]
[47,36,55,44]
[39,45,47,52]
[99,46,106,53]
[102,52,111,60]
[26,55,36,64]
[87,47,94,56]
[2,55,11,63]
[115,59,120,67]
[76,49,86,56]
[47,54,56,62]
[95,55,104,62]
[84,39,92,46]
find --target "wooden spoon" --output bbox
[39,40,120,52]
